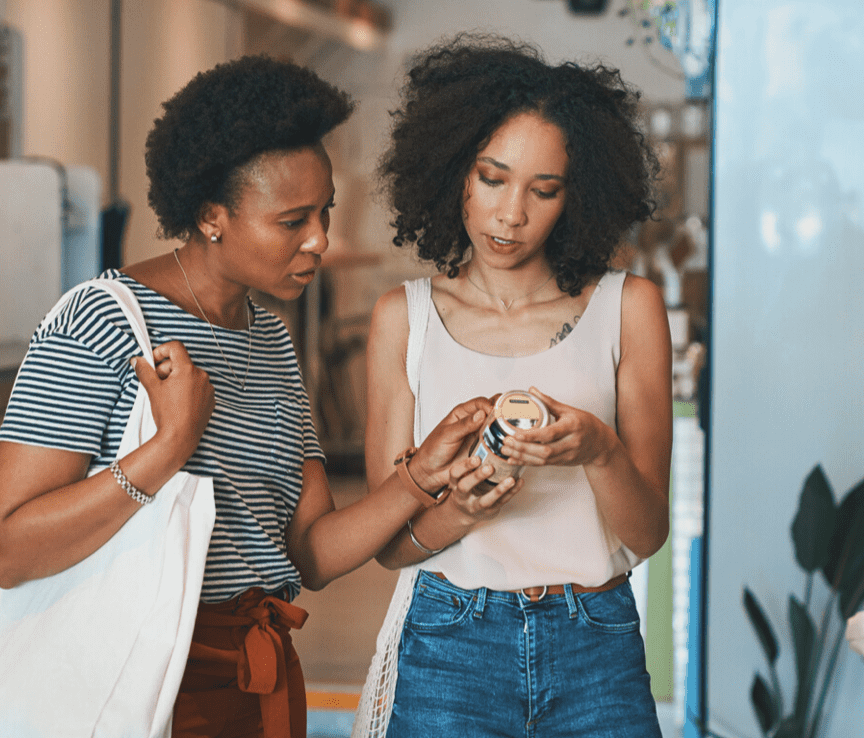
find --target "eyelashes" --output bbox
[282,199,336,229]
[478,173,561,200]
[479,174,502,187]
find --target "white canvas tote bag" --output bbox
[0,278,215,738]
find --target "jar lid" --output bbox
[493,390,550,434]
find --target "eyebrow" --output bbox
[477,156,565,183]
[277,189,336,216]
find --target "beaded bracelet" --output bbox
[109,460,152,506]
[407,518,444,556]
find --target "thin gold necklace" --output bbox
[465,270,555,311]
[173,248,252,390]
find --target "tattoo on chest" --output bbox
[550,315,581,347]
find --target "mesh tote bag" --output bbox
[352,278,430,738]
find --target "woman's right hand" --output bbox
[0,341,215,587]
[406,396,493,494]
[132,341,215,465]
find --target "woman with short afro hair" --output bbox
[356,35,671,737]
[0,55,501,738]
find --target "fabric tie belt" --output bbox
[176,588,308,738]
[433,571,629,602]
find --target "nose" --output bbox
[301,217,329,254]
[496,188,527,228]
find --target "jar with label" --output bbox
[468,390,550,493]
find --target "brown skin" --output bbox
[0,341,214,589]
[367,113,671,570]
[0,144,491,591]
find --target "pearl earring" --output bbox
[210,234,219,243]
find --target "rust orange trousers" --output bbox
[172,588,308,738]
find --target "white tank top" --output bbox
[409,270,642,590]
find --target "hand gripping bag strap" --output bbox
[351,278,430,738]
[0,278,215,738]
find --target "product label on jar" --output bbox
[496,394,544,428]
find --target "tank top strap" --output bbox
[403,277,432,444]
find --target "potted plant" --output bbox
[726,465,864,738]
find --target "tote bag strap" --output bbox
[39,277,155,365]
[36,277,158,459]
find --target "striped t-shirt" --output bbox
[0,270,324,602]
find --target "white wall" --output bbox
[3,0,111,187]
[709,0,864,734]
[119,0,242,265]
[2,0,241,269]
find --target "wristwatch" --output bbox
[394,447,450,507]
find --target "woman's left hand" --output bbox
[500,387,617,468]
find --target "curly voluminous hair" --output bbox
[146,55,354,241]
[380,34,659,295]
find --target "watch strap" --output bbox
[394,447,449,507]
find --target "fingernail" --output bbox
[473,410,485,421]
[129,357,138,369]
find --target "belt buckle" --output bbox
[520,585,548,602]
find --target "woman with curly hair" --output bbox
[356,35,672,737]
[0,56,502,738]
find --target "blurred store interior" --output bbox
[2,1,863,736]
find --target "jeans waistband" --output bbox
[420,570,630,618]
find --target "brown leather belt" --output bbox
[432,572,628,602]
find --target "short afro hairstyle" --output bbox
[146,55,354,241]
[380,34,659,296]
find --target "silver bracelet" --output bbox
[109,460,152,506]
[407,518,444,556]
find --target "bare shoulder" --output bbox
[370,284,409,337]
[368,284,410,367]
[621,272,665,312]
[620,273,671,352]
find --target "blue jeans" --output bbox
[386,570,662,738]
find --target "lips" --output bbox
[292,269,317,285]
[484,233,521,252]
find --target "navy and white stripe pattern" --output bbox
[0,271,323,602]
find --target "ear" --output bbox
[195,202,229,243]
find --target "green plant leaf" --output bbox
[773,716,802,738]
[744,587,779,665]
[791,465,836,573]
[750,674,778,735]
[821,476,864,615]
[788,595,815,720]
[839,556,864,617]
